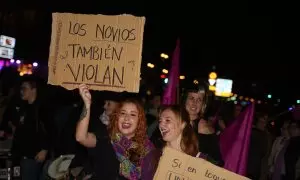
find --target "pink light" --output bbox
[0,60,4,70]
[10,59,15,63]
[33,62,38,67]
[16,60,21,64]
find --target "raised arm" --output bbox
[75,84,97,148]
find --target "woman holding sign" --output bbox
[76,84,154,180]
[142,105,219,180]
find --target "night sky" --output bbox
[1,0,298,106]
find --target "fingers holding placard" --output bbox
[79,84,92,107]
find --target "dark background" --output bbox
[0,0,298,107]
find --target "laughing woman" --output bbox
[76,84,154,180]
[142,105,217,180]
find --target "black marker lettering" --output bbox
[103,66,111,85]
[68,21,87,36]
[69,44,80,58]
[85,65,95,80]
[81,64,85,81]
[94,64,104,84]
[66,63,81,81]
[172,159,181,168]
[65,64,125,88]
[95,24,136,42]
[68,44,123,61]
[112,46,123,61]
[104,45,111,59]
[112,67,124,85]
[187,166,196,173]
[205,170,226,180]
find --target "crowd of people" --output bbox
[0,74,299,180]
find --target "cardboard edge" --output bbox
[52,12,146,19]
[132,17,145,93]
[48,13,145,93]
[47,14,58,85]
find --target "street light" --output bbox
[160,53,169,59]
[147,63,154,68]
[209,72,217,79]
[162,69,168,74]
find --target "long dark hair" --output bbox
[160,105,199,156]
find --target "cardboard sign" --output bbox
[154,147,250,180]
[48,13,145,92]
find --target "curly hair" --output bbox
[160,105,199,156]
[108,99,148,165]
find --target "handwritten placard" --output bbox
[48,13,145,92]
[154,147,250,180]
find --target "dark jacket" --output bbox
[285,136,300,180]
[247,128,268,179]
[10,100,52,159]
[51,103,86,158]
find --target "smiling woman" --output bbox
[158,105,198,156]
[75,85,154,180]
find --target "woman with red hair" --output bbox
[76,84,154,180]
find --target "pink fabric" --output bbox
[162,39,180,105]
[220,103,255,175]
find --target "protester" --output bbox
[75,84,154,180]
[142,105,221,180]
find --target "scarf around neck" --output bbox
[111,133,154,180]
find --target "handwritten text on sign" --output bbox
[48,13,145,92]
[154,147,250,180]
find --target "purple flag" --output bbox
[220,103,255,175]
[162,39,180,105]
